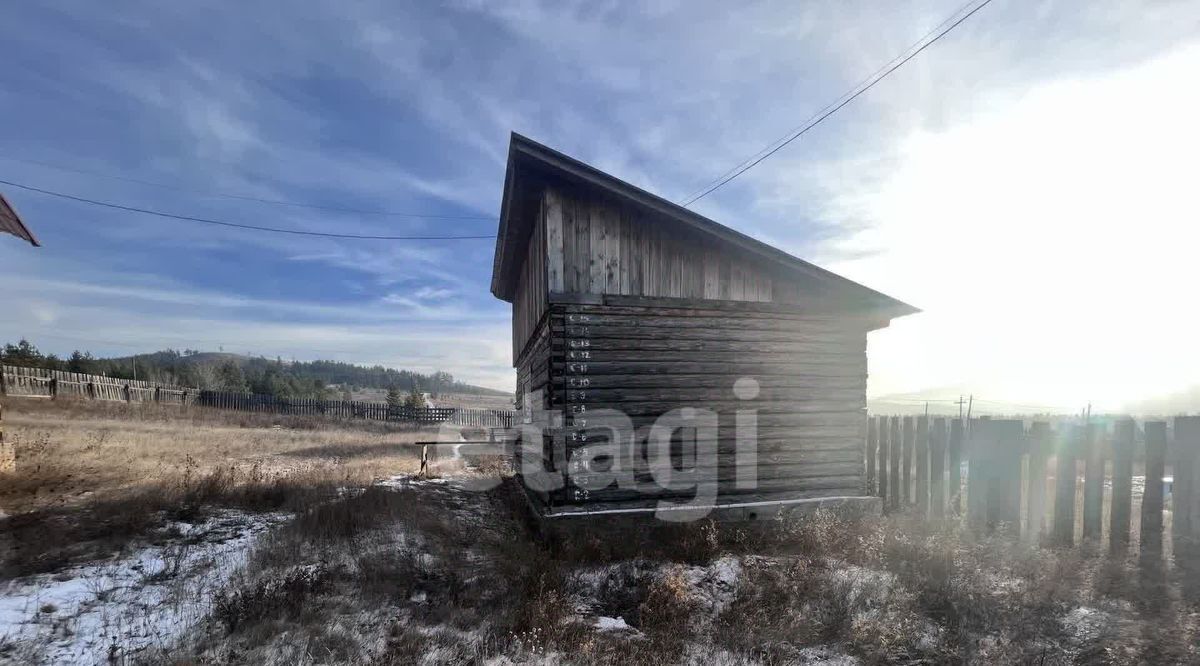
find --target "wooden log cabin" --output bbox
[492,133,917,520]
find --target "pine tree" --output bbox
[386,385,403,410]
[67,350,94,373]
[215,360,248,392]
[404,386,426,409]
[1,339,44,367]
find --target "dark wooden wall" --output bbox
[506,184,877,514]
[543,187,787,302]
[512,204,548,363]
[541,297,871,511]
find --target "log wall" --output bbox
[502,182,890,516]
[541,296,871,512]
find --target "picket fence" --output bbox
[866,414,1200,560]
[0,364,514,428]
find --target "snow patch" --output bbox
[794,645,862,665]
[1062,606,1110,644]
[0,510,282,664]
[379,475,450,488]
[826,562,900,608]
[594,616,636,633]
[679,555,742,620]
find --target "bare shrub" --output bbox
[638,567,698,632]
[213,565,330,633]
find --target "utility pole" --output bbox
[956,395,967,421]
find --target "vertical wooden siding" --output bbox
[512,201,549,364]
[544,186,779,303]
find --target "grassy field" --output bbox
[1,398,1198,664]
[344,388,514,411]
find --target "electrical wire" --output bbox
[0,178,496,240]
[0,154,495,220]
[677,0,983,205]
[681,0,995,207]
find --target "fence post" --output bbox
[1082,422,1105,542]
[0,403,11,472]
[1025,422,1052,543]
[1109,419,1135,554]
[916,415,929,515]
[1053,424,1080,546]
[1174,417,1200,580]
[930,417,947,519]
[0,366,7,396]
[968,419,1024,533]
[877,415,890,502]
[888,416,901,512]
[949,419,963,516]
[49,377,58,400]
[967,418,987,530]
[1141,421,1167,556]
[902,416,914,505]
[866,417,877,495]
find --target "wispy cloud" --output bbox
[2,0,1196,396]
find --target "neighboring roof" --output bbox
[491,132,917,318]
[0,192,40,246]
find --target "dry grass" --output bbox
[0,397,438,578]
[0,397,436,512]
[5,396,1199,664]
[162,476,1198,665]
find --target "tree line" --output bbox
[0,339,498,402]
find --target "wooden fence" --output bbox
[1,365,194,404]
[866,414,1200,559]
[0,365,514,428]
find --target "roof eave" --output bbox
[489,138,521,302]
[491,133,920,318]
[0,192,40,247]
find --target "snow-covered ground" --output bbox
[0,511,283,665]
[1,475,1165,664]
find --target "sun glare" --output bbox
[829,45,1200,410]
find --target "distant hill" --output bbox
[0,339,508,400]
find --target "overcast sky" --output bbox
[1,1,1197,406]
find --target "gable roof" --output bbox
[490,132,917,318]
[0,192,39,247]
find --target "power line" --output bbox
[972,398,1067,412]
[0,154,495,220]
[680,0,995,207]
[870,397,962,404]
[676,0,975,206]
[0,178,496,240]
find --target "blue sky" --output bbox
[1,1,1197,402]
